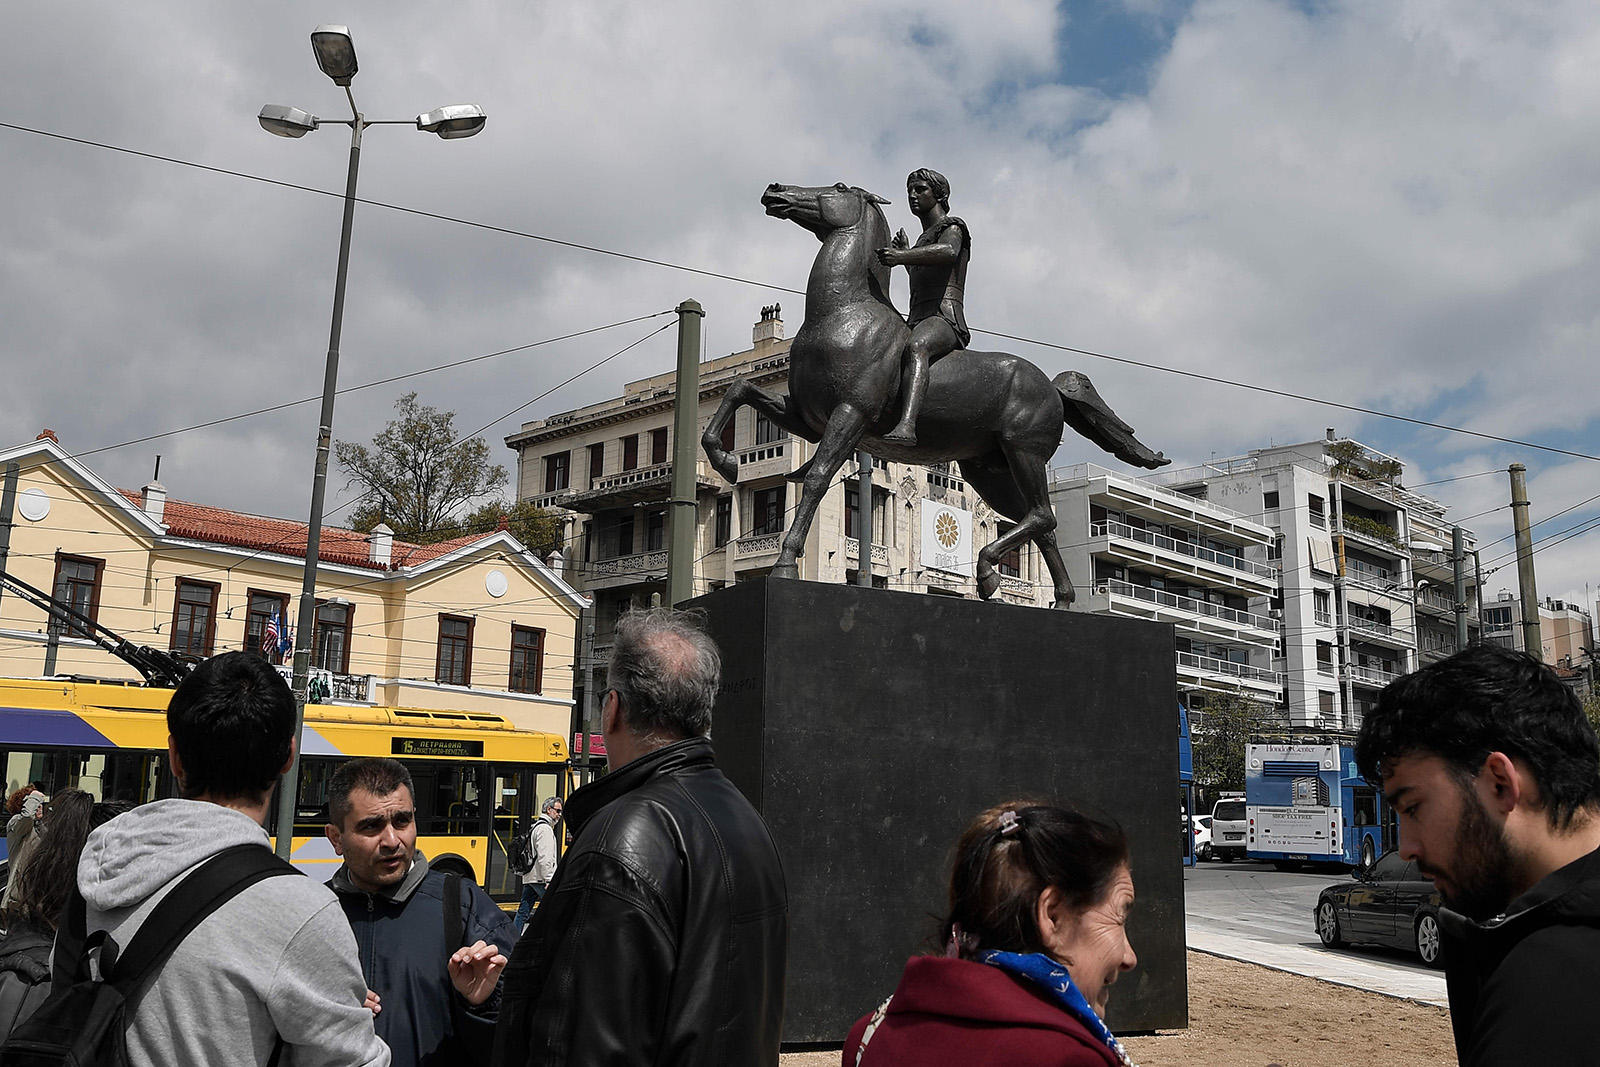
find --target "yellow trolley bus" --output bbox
[0,678,568,904]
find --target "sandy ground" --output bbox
[780,950,1457,1067]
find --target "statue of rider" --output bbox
[875,168,970,447]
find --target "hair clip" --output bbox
[997,809,1022,836]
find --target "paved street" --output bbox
[1183,859,1447,1005]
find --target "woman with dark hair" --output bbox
[843,802,1139,1066]
[0,791,124,1038]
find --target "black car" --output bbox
[1315,849,1443,967]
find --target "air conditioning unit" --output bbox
[1269,608,1284,620]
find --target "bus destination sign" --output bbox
[392,737,484,758]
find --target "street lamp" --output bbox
[263,25,485,860]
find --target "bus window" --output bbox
[294,757,341,834]
[1352,787,1378,828]
[406,762,485,836]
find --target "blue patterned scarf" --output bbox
[977,950,1135,1065]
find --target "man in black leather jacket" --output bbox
[492,608,788,1066]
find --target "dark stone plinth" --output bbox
[685,578,1187,1044]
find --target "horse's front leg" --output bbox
[772,403,867,580]
[701,380,819,484]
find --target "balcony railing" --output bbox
[1051,462,1253,522]
[1097,580,1277,631]
[844,537,889,565]
[1093,520,1279,580]
[590,462,672,495]
[589,549,668,577]
[1347,615,1415,645]
[1347,662,1401,687]
[1176,651,1284,687]
[735,532,784,557]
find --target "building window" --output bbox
[170,579,219,656]
[651,427,668,466]
[436,615,473,686]
[755,412,787,445]
[645,510,665,552]
[588,442,605,488]
[1263,490,1280,510]
[245,591,291,663]
[1318,691,1336,717]
[49,554,104,638]
[845,486,889,544]
[1308,494,1326,528]
[995,522,1022,578]
[544,451,570,493]
[510,625,544,694]
[714,496,732,547]
[1316,640,1334,669]
[1267,537,1283,562]
[622,435,639,471]
[751,486,786,536]
[598,513,635,558]
[313,601,353,673]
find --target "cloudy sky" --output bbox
[4,0,1598,611]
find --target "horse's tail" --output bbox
[1053,370,1169,470]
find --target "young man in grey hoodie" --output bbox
[68,652,390,1067]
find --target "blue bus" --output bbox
[1244,742,1392,868]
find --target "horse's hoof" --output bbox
[976,571,1000,600]
[1051,598,1072,610]
[770,563,799,580]
[708,451,739,483]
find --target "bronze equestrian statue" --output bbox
[701,178,1168,608]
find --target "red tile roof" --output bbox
[118,491,501,571]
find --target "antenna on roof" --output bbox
[153,455,161,481]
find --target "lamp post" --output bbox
[262,26,485,860]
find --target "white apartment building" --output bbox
[1050,463,1285,717]
[1146,432,1480,730]
[504,308,1053,653]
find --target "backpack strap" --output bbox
[109,843,299,992]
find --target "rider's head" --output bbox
[907,168,950,212]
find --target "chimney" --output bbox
[752,303,784,348]
[140,481,167,523]
[369,523,394,567]
[1325,428,1337,442]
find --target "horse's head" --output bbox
[763,182,892,243]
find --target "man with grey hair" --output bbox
[512,795,562,932]
[492,608,789,1066]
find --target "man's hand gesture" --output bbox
[449,940,508,1005]
[875,228,911,266]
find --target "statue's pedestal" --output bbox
[687,579,1187,1043]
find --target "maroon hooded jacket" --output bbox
[842,956,1123,1067]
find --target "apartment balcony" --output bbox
[733,531,785,570]
[1338,521,1405,558]
[1346,614,1416,649]
[1090,520,1279,595]
[584,549,669,591]
[1415,585,1475,622]
[532,486,578,511]
[1411,547,1459,582]
[844,536,889,567]
[737,440,801,483]
[1347,662,1401,689]
[1052,462,1268,542]
[565,460,719,512]
[1175,650,1285,698]
[1087,580,1278,649]
[1343,566,1407,598]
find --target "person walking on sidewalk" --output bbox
[513,797,562,932]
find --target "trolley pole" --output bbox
[668,300,704,607]
[1509,464,1541,660]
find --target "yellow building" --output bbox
[0,433,587,738]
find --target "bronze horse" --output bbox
[701,182,1169,607]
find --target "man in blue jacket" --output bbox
[326,757,515,1067]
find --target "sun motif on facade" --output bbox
[935,510,960,549]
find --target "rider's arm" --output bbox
[881,225,962,266]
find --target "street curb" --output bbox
[1188,946,1448,1010]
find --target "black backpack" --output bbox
[510,824,536,876]
[0,843,298,1067]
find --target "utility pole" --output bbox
[668,300,704,607]
[1452,525,1469,650]
[1509,464,1541,660]
[856,451,873,587]
[580,605,598,784]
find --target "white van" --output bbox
[1210,797,1248,861]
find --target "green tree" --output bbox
[455,498,563,557]
[1192,692,1276,797]
[336,392,506,544]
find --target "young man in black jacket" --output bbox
[326,757,514,1067]
[492,607,789,1067]
[1355,644,1600,1066]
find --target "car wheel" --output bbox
[1416,913,1442,966]
[1360,836,1376,869]
[1197,843,1211,861]
[1317,901,1343,947]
